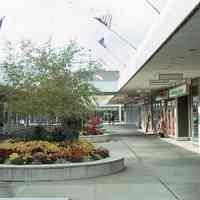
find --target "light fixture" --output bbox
[134,96,141,99]
[162,65,173,70]
[149,80,169,86]
[188,48,197,52]
[136,89,142,93]
[159,73,183,80]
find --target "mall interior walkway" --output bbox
[1,125,200,199]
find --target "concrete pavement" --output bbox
[1,126,200,199]
[104,123,144,136]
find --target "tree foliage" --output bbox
[0,40,101,124]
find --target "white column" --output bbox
[175,98,178,138]
[119,105,122,123]
[124,111,127,124]
[198,105,200,145]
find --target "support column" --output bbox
[119,105,122,123]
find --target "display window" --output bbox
[191,80,199,142]
[152,101,161,133]
[165,100,176,136]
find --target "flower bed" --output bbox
[81,116,104,136]
[0,140,109,165]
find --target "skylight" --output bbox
[0,0,169,70]
[68,0,169,69]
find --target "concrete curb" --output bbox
[0,156,125,182]
[80,131,147,142]
[80,134,111,143]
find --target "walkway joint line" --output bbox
[158,178,181,200]
[123,140,182,200]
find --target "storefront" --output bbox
[140,96,153,132]
[152,101,161,132]
[95,105,124,123]
[191,79,200,143]
[153,84,190,138]
[152,91,168,133]
[166,84,190,139]
[164,99,177,137]
[124,103,141,127]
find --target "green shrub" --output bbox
[9,153,24,165]
[32,126,50,141]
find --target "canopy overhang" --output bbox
[110,1,200,104]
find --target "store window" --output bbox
[191,79,199,141]
[152,101,161,132]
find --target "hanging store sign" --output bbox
[155,91,168,101]
[169,84,188,98]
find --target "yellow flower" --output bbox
[9,153,20,161]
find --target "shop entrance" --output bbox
[165,100,176,137]
[191,81,199,142]
[177,96,189,138]
[192,97,198,142]
[152,101,161,133]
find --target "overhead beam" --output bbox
[145,0,160,15]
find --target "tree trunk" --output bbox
[61,118,69,131]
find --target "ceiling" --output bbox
[121,6,200,95]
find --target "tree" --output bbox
[0,40,101,128]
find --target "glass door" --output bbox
[152,101,161,133]
[192,97,199,142]
[191,82,199,143]
[166,100,176,136]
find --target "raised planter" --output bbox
[0,156,125,181]
[80,134,111,143]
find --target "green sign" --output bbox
[169,84,188,98]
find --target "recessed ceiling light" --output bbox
[149,80,169,85]
[188,48,197,52]
[136,89,142,93]
[163,65,173,70]
[134,96,140,99]
[159,73,183,80]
